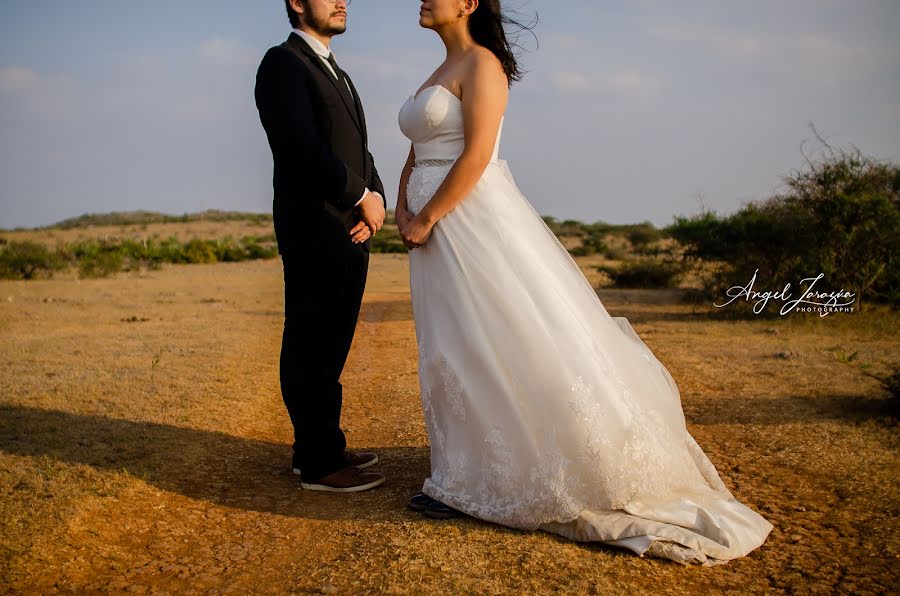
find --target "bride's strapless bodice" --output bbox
[398,85,503,162]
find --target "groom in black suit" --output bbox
[255,0,386,492]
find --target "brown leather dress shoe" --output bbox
[293,449,379,476]
[300,465,386,493]
[343,449,378,470]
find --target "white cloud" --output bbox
[341,52,423,81]
[172,90,232,123]
[0,66,42,94]
[549,68,663,99]
[551,70,594,92]
[0,66,78,117]
[545,32,586,50]
[708,31,772,59]
[603,70,663,98]
[198,38,258,68]
[648,22,773,59]
[647,20,894,85]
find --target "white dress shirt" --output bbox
[293,29,379,208]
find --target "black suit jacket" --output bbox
[255,33,386,255]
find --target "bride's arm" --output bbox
[411,49,508,229]
[395,145,417,249]
[396,144,416,218]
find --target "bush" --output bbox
[569,245,594,257]
[624,222,664,253]
[881,366,900,401]
[2,234,281,280]
[370,226,408,254]
[78,251,124,278]
[214,237,248,262]
[243,237,278,260]
[0,241,65,279]
[49,210,273,229]
[182,239,218,264]
[668,137,899,308]
[597,258,685,289]
[153,237,186,265]
[573,231,608,256]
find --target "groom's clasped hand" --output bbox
[349,190,386,245]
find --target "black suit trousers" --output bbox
[279,245,369,482]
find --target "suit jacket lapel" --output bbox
[344,74,367,146]
[285,33,363,134]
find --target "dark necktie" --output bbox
[325,52,355,107]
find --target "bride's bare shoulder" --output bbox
[461,46,508,93]
[466,45,505,72]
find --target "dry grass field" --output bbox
[2,219,275,248]
[1,220,898,594]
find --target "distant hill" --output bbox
[42,210,274,230]
[0,208,402,232]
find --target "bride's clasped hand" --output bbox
[397,208,434,249]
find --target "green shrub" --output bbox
[625,222,664,254]
[597,258,685,289]
[569,245,593,257]
[181,239,217,264]
[243,238,278,260]
[78,251,124,278]
[571,232,608,257]
[0,241,64,279]
[370,226,408,254]
[668,140,899,308]
[153,237,185,264]
[2,234,281,280]
[215,237,248,262]
[48,210,274,229]
[541,215,559,231]
[118,238,149,261]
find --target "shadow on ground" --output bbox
[0,404,434,523]
[2,395,894,526]
[682,394,897,426]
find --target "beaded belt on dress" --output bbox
[415,159,455,167]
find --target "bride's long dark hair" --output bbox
[468,0,537,85]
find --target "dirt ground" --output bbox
[1,253,898,594]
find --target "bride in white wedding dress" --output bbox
[394,0,773,565]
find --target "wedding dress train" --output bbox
[398,84,773,565]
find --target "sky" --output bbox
[1,0,898,229]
